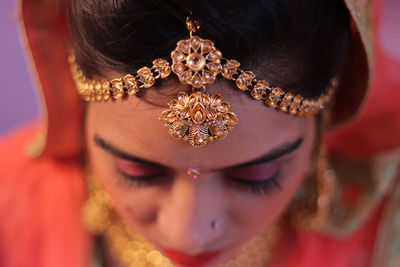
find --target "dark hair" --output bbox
[69,0,350,98]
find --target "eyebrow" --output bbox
[220,138,303,170]
[94,135,167,168]
[94,134,303,171]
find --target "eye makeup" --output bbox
[223,162,282,195]
[230,173,281,195]
[115,158,164,177]
[114,158,167,186]
[95,135,300,194]
[115,156,283,195]
[224,162,280,181]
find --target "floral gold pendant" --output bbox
[171,35,222,88]
[160,91,238,147]
[159,31,238,147]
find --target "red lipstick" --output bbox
[162,248,220,266]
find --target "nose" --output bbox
[157,172,225,253]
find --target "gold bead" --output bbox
[236,71,255,91]
[251,88,267,100]
[137,67,155,88]
[133,250,148,263]
[267,96,277,108]
[147,250,163,265]
[289,103,298,115]
[226,59,240,69]
[123,74,139,95]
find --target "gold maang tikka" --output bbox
[70,17,337,147]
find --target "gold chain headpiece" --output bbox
[70,17,337,147]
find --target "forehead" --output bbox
[87,82,312,171]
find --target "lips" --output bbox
[162,248,220,266]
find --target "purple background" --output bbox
[0,0,399,135]
[0,0,39,134]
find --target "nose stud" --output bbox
[211,220,222,230]
[186,167,201,179]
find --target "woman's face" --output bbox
[86,79,316,266]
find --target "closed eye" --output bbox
[115,158,165,177]
[222,161,281,195]
[223,161,280,181]
[114,157,168,186]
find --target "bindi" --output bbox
[186,168,201,179]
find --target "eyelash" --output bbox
[115,166,282,196]
[227,172,281,196]
[116,168,161,187]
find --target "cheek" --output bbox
[87,139,160,229]
[228,143,314,234]
[228,169,305,232]
[117,197,158,227]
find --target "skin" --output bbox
[85,77,317,267]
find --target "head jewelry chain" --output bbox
[70,17,337,147]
